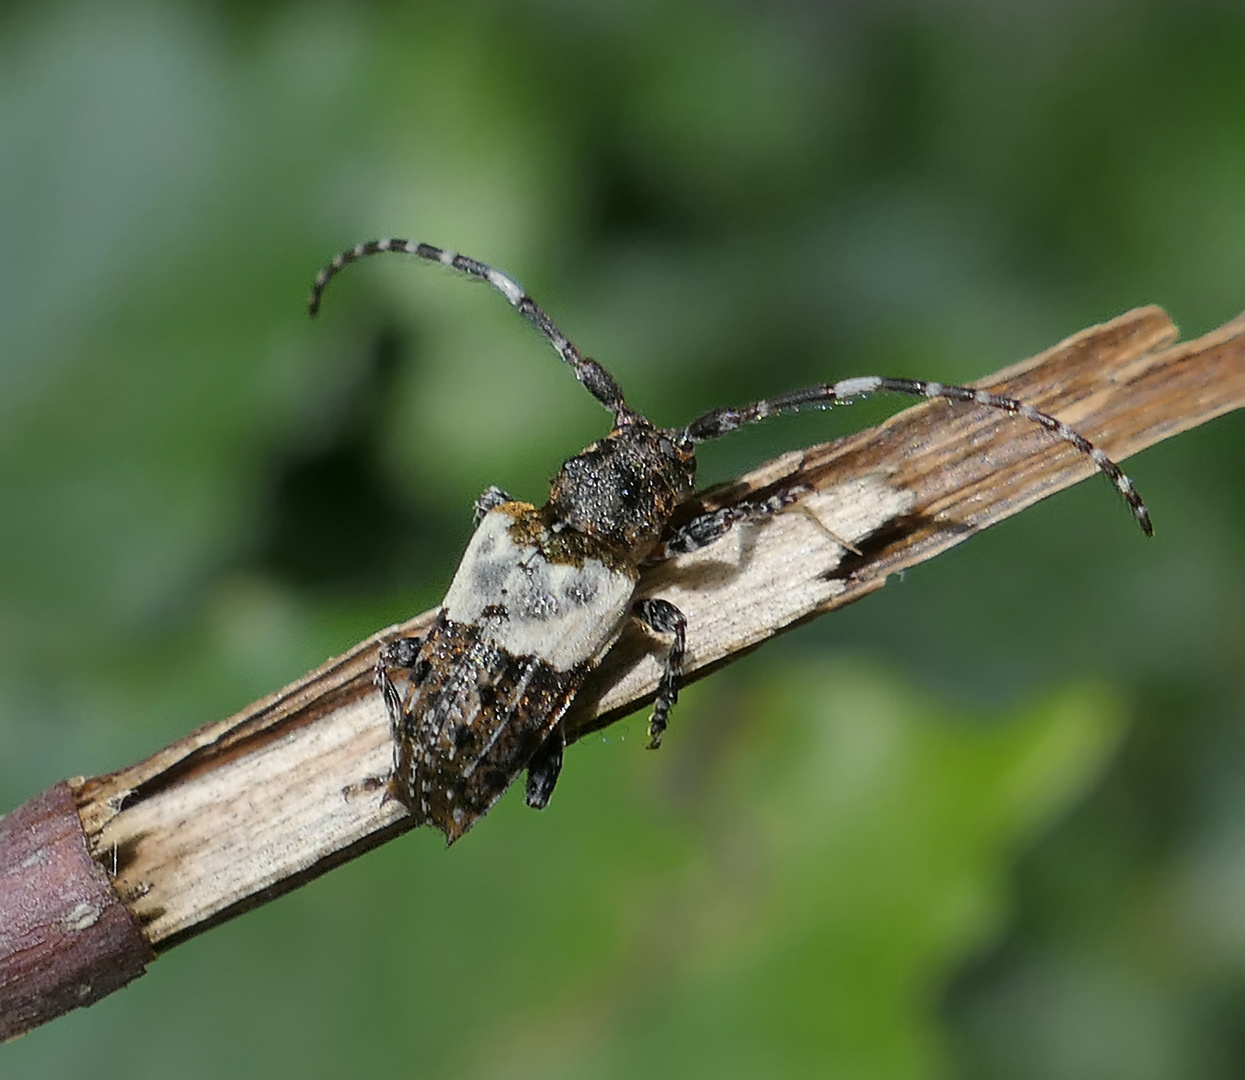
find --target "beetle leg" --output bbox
[472,485,514,529]
[651,486,809,560]
[524,723,566,810]
[633,597,688,749]
[375,635,425,795]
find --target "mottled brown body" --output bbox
[391,612,590,843]
[385,425,695,843]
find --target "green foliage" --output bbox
[2,1,1244,1076]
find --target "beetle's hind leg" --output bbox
[633,598,688,749]
[525,724,566,810]
[344,637,425,805]
[374,635,426,809]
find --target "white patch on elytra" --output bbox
[442,510,636,671]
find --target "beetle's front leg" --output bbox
[473,485,514,529]
[652,486,809,559]
[633,597,688,749]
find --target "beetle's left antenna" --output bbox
[308,238,628,418]
[683,375,1153,536]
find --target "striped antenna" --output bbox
[683,375,1152,536]
[308,239,627,417]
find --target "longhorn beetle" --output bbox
[309,238,1151,844]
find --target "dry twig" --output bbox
[2,305,1243,1039]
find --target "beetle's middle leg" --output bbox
[652,485,861,561]
[633,597,688,749]
[650,487,805,559]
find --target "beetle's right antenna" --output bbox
[309,239,629,419]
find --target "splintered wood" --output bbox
[61,305,1245,951]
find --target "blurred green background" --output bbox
[2,1,1243,1076]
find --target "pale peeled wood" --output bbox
[68,305,1245,950]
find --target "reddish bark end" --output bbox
[0,782,153,1040]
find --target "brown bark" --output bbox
[0,783,154,1039]
[2,304,1243,1039]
